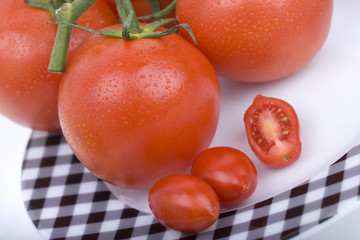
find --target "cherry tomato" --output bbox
[148,174,220,233]
[244,95,301,168]
[105,0,174,17]
[58,24,220,189]
[176,0,333,82]
[0,0,117,130]
[191,147,257,208]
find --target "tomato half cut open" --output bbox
[244,95,302,168]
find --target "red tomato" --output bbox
[105,0,174,17]
[244,95,301,168]
[58,24,220,189]
[191,147,257,208]
[148,174,220,233]
[176,0,333,82]
[0,0,117,130]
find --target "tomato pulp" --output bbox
[0,0,117,130]
[58,25,221,189]
[244,95,301,168]
[176,0,333,82]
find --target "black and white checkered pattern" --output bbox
[21,131,360,240]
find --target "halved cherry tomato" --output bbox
[191,147,257,208]
[244,95,301,168]
[148,174,220,233]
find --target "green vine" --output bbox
[139,0,177,20]
[146,0,161,14]
[24,0,68,19]
[25,0,98,73]
[25,0,195,73]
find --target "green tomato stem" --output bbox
[47,3,74,73]
[24,0,64,19]
[71,0,97,20]
[115,0,127,23]
[57,22,124,38]
[122,10,136,39]
[121,0,142,34]
[47,0,97,73]
[146,0,161,14]
[139,0,177,20]
[57,19,196,44]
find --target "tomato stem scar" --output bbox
[284,156,290,161]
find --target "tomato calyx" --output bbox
[42,0,195,73]
[60,13,194,42]
[66,0,195,42]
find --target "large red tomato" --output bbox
[0,0,117,130]
[176,0,333,82]
[58,25,220,189]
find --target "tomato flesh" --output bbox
[244,95,301,168]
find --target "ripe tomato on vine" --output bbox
[0,0,117,130]
[57,15,220,189]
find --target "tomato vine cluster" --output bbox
[0,0,333,234]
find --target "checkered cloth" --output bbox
[21,131,360,240]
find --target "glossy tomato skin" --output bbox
[244,95,301,168]
[191,147,257,208]
[176,0,333,82]
[0,0,117,130]
[105,0,174,17]
[148,174,220,233]
[58,25,220,189]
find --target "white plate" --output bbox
[106,0,360,214]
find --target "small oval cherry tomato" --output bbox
[148,174,220,233]
[244,95,301,168]
[191,147,257,208]
[0,0,117,130]
[176,0,333,82]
